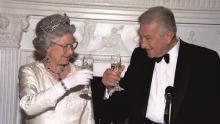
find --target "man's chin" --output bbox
[146,52,154,58]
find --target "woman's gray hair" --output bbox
[33,14,76,61]
[138,6,177,35]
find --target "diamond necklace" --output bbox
[46,66,65,81]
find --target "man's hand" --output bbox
[102,65,125,88]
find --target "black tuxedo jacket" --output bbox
[100,40,220,124]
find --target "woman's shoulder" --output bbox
[19,61,44,72]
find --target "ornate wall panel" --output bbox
[177,24,220,53]
[19,16,220,76]
[0,14,28,47]
[19,15,139,76]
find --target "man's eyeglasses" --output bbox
[51,41,78,52]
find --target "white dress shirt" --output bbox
[146,40,180,123]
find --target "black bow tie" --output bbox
[154,54,170,63]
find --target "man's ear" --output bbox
[166,31,175,42]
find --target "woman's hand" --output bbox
[63,69,93,89]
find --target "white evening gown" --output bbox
[19,61,95,124]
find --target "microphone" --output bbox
[164,86,174,124]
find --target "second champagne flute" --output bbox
[111,54,124,91]
[80,55,94,99]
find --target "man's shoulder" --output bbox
[180,40,218,56]
[179,41,220,66]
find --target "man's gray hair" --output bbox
[33,14,75,61]
[138,6,177,35]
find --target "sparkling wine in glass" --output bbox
[110,54,124,92]
[80,55,94,99]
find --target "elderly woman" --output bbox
[18,14,94,124]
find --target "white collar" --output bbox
[167,38,180,63]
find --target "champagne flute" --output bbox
[110,54,124,92]
[80,55,94,99]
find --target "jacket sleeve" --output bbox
[18,65,66,116]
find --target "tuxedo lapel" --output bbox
[141,59,155,117]
[171,41,192,122]
[127,48,156,123]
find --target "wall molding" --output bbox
[3,0,220,10]
[1,0,220,24]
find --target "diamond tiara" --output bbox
[40,13,71,33]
